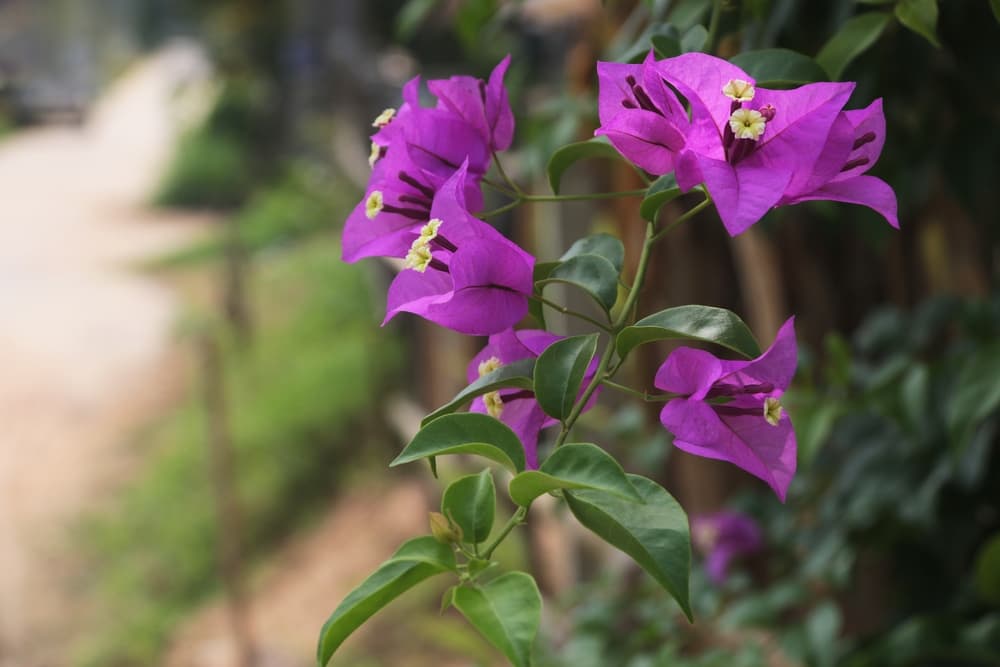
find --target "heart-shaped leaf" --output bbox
[453,572,542,667]
[508,443,642,507]
[566,475,692,619]
[617,305,761,361]
[392,413,526,473]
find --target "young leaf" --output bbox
[508,443,642,507]
[565,474,692,619]
[538,255,620,312]
[442,469,496,544]
[729,49,827,88]
[640,173,682,222]
[534,334,600,421]
[392,413,527,473]
[547,137,627,195]
[560,233,625,273]
[422,358,535,426]
[815,12,891,80]
[453,572,542,667]
[616,305,761,361]
[895,0,940,48]
[317,537,456,665]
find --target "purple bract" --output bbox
[655,317,798,501]
[692,510,763,584]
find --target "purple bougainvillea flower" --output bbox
[656,317,798,501]
[692,511,763,584]
[428,55,515,152]
[594,52,688,174]
[777,98,898,228]
[343,76,493,263]
[383,162,534,336]
[655,53,859,235]
[466,328,601,469]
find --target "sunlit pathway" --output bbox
[0,42,213,665]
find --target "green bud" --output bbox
[429,511,462,544]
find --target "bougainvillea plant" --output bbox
[318,12,899,666]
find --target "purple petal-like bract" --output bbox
[382,163,534,336]
[692,511,763,584]
[656,317,798,501]
[594,51,898,234]
[466,329,601,469]
[428,55,515,152]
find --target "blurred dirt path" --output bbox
[0,42,214,665]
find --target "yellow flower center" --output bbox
[365,191,383,219]
[483,391,504,419]
[478,356,503,377]
[403,219,443,272]
[372,108,396,128]
[729,108,767,141]
[368,141,382,168]
[763,397,783,426]
[722,79,756,102]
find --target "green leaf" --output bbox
[539,255,620,312]
[547,137,627,195]
[560,233,625,273]
[640,173,682,222]
[670,0,711,30]
[974,533,1000,605]
[508,443,642,507]
[680,24,708,53]
[534,334,600,421]
[991,0,1000,23]
[453,572,542,667]
[391,413,526,473]
[317,537,456,665]
[529,262,560,327]
[566,474,692,619]
[442,469,496,544]
[946,343,1000,437]
[422,358,535,426]
[651,33,682,58]
[895,0,940,48]
[616,305,761,361]
[730,49,828,88]
[816,12,891,80]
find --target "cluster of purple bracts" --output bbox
[343,52,897,500]
[342,56,532,336]
[597,52,898,235]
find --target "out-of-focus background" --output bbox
[0,1,997,666]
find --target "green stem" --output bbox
[531,294,612,332]
[522,189,647,202]
[651,196,711,242]
[601,379,676,402]
[481,506,528,560]
[706,0,725,54]
[492,151,524,196]
[479,200,522,219]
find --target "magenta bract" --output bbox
[692,510,763,584]
[655,317,798,501]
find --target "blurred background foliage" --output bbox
[2,0,996,665]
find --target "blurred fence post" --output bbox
[199,333,256,666]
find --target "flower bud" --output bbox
[429,512,462,544]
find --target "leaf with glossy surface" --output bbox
[730,49,827,88]
[392,413,526,473]
[566,474,692,619]
[640,173,682,222]
[816,12,891,79]
[317,537,456,665]
[539,255,620,312]
[617,305,761,360]
[534,334,600,421]
[422,358,535,426]
[895,0,940,47]
[560,233,625,273]
[508,443,641,507]
[453,572,542,667]
[547,137,627,195]
[442,469,496,544]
